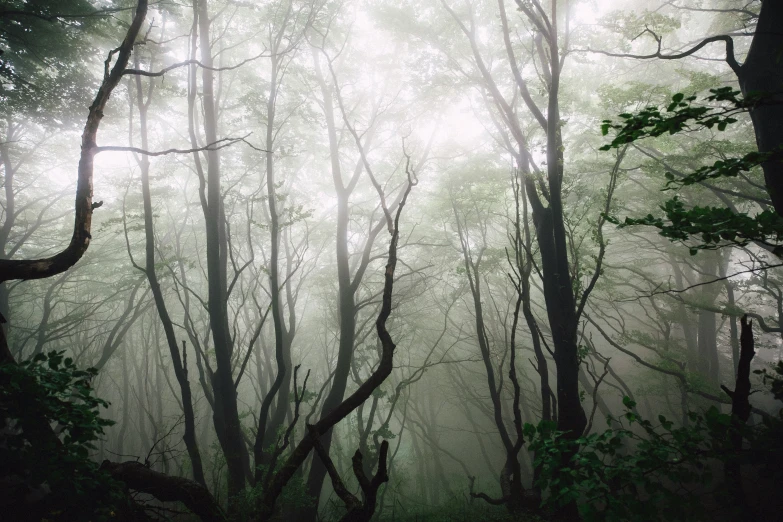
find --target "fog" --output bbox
[1,1,781,521]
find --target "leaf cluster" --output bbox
[525,397,728,521]
[0,351,122,520]
[600,88,780,254]
[606,199,783,255]
[600,88,746,151]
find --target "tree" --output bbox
[0,0,148,353]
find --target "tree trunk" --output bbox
[302,48,361,519]
[738,0,783,217]
[255,50,290,481]
[126,52,207,484]
[720,316,755,513]
[194,0,250,500]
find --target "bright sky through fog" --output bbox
[411,0,616,151]
[573,0,611,25]
[52,0,616,190]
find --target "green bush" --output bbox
[0,351,123,521]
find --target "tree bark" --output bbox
[101,460,225,522]
[0,1,148,284]
[193,0,251,499]
[720,315,755,512]
[738,0,783,217]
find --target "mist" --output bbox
[1,1,782,521]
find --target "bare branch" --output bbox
[636,262,783,298]
[586,32,741,76]
[122,50,270,77]
[95,134,261,156]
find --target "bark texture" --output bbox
[738,0,783,217]
[0,1,148,283]
[101,460,225,522]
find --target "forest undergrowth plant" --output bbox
[525,361,783,522]
[525,397,721,521]
[0,351,124,521]
[233,469,312,522]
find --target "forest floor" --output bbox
[373,503,548,522]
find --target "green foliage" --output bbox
[661,152,771,190]
[0,0,123,119]
[0,351,123,521]
[525,398,729,521]
[601,88,782,254]
[607,198,783,255]
[527,380,783,522]
[373,422,396,440]
[754,361,783,402]
[600,88,746,149]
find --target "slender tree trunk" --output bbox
[132,56,206,483]
[117,348,131,457]
[671,257,699,371]
[451,194,526,510]
[302,49,360,519]
[255,51,289,481]
[195,0,250,500]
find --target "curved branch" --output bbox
[122,50,270,77]
[100,460,225,521]
[0,0,149,283]
[586,33,741,76]
[95,135,255,156]
[639,262,783,299]
[468,475,508,506]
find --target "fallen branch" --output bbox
[100,460,225,522]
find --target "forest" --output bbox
[1,0,782,521]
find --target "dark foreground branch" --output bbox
[100,460,225,522]
[586,31,741,76]
[312,429,390,522]
[469,475,509,506]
